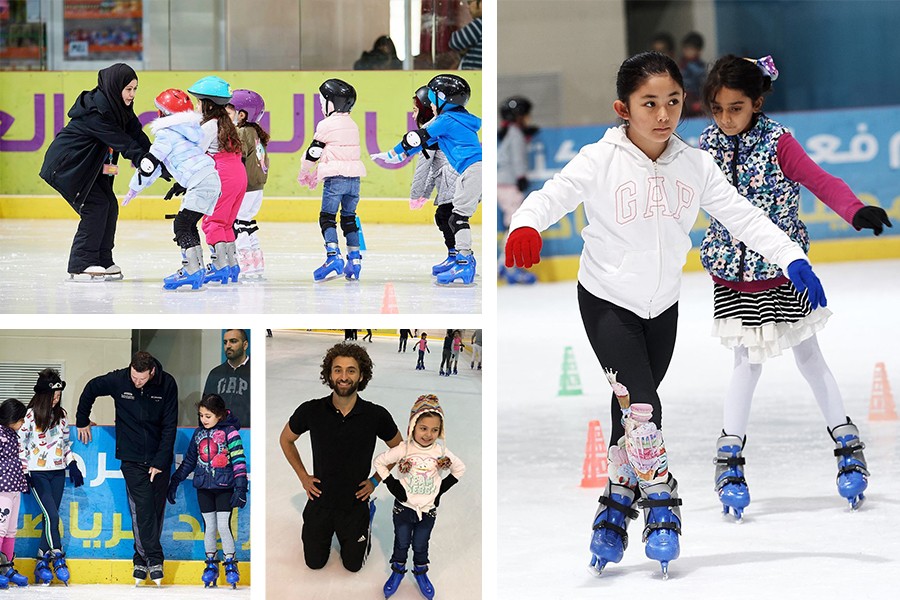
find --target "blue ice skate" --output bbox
[436,254,475,286]
[829,419,869,510]
[343,250,362,280]
[0,553,28,587]
[502,266,537,285]
[34,551,53,585]
[588,483,638,576]
[715,433,750,521]
[203,263,231,285]
[163,267,205,290]
[383,562,407,598]
[412,565,434,600]
[639,476,682,579]
[313,253,345,282]
[223,554,239,589]
[202,553,219,588]
[229,263,241,283]
[432,249,457,275]
[51,551,70,586]
[0,573,7,589]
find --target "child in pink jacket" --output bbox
[298,79,367,282]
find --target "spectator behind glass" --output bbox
[650,31,675,59]
[354,35,403,70]
[449,0,482,70]
[680,31,706,116]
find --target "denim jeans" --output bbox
[321,176,361,248]
[390,501,436,565]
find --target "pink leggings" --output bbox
[0,491,20,558]
[202,152,248,245]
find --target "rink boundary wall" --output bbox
[15,557,250,585]
[0,195,482,224]
[518,237,900,282]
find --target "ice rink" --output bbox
[498,259,900,599]
[0,584,251,598]
[266,330,482,599]
[0,219,481,314]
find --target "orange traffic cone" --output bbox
[581,420,609,488]
[869,362,897,421]
[381,282,399,314]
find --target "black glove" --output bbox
[164,182,187,200]
[160,164,174,182]
[166,478,180,505]
[138,152,160,176]
[68,461,85,488]
[383,474,407,502]
[433,474,459,507]
[516,176,529,193]
[852,205,892,236]
[24,473,33,494]
[231,482,248,508]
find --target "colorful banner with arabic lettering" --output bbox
[514,107,900,259]
[18,426,250,561]
[0,71,482,199]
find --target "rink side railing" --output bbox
[501,106,900,281]
[0,70,482,225]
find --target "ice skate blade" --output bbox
[313,273,343,283]
[849,493,866,511]
[660,561,670,579]
[587,556,609,577]
[67,274,107,283]
[104,274,124,281]
[434,279,477,287]
[722,505,744,522]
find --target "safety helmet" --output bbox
[319,78,356,115]
[500,96,532,121]
[187,75,233,106]
[427,74,470,113]
[154,88,193,115]
[230,89,266,123]
[413,85,434,126]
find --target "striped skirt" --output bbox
[711,281,832,363]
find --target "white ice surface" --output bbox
[0,583,251,598]
[0,220,481,314]
[498,259,900,599]
[266,331,482,599]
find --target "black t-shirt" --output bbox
[289,395,399,509]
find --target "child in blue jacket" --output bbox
[372,74,482,285]
[167,394,247,588]
[123,88,222,291]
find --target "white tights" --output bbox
[723,334,847,438]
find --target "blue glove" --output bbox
[68,461,85,488]
[231,482,248,508]
[787,259,827,309]
[166,478,180,505]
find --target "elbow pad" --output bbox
[400,129,431,153]
[304,139,326,162]
[139,152,160,176]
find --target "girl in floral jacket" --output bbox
[700,54,892,517]
[167,394,247,588]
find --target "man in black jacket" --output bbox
[39,63,152,280]
[76,350,178,585]
[203,329,251,427]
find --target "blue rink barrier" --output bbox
[509,106,900,260]
[18,425,251,561]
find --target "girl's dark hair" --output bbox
[0,398,27,427]
[702,54,772,111]
[320,342,374,391]
[29,368,67,431]
[616,51,684,104]
[201,99,242,154]
[238,120,270,147]
[199,393,228,420]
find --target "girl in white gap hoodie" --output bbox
[373,394,464,599]
[504,51,826,578]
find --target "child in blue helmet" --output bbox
[372,74,482,285]
[123,88,222,291]
[298,78,367,282]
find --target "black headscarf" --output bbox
[97,63,138,128]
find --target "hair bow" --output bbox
[748,55,779,81]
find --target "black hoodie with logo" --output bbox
[75,357,178,470]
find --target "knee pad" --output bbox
[173,210,203,248]
[340,214,358,235]
[319,211,337,235]
[449,212,470,234]
[435,203,453,228]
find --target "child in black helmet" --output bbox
[298,79,367,282]
[372,74,482,285]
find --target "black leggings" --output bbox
[577,283,678,443]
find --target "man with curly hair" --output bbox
[279,341,402,572]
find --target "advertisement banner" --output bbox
[516,107,900,259]
[0,70,482,200]
[18,425,251,561]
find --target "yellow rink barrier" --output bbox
[15,557,250,586]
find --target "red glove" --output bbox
[505,227,543,268]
